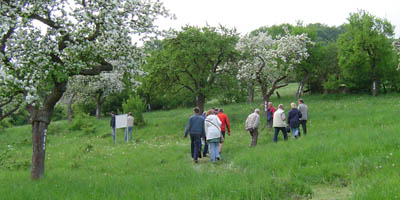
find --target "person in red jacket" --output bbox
[266,102,276,129]
[217,108,231,154]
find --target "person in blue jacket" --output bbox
[184,107,205,163]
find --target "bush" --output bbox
[73,100,96,116]
[0,118,13,132]
[52,104,66,121]
[323,75,344,93]
[122,95,146,127]
[68,112,96,134]
[217,88,247,105]
[102,91,130,116]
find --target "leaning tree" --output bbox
[0,0,169,180]
[236,30,312,107]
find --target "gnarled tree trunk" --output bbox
[31,119,48,179]
[260,76,288,107]
[248,83,255,103]
[28,82,67,180]
[196,93,206,113]
[95,91,104,119]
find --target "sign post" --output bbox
[115,114,128,142]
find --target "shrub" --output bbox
[122,95,146,127]
[72,100,96,116]
[52,104,67,121]
[0,118,13,131]
[69,112,96,134]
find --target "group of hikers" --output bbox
[109,98,308,164]
[184,107,231,163]
[184,99,308,163]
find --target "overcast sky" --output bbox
[156,0,400,37]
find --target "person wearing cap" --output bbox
[245,108,261,147]
[184,107,205,163]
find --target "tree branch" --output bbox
[181,68,199,90]
[267,75,287,97]
[30,13,61,29]
[0,96,14,107]
[78,59,113,75]
[87,22,102,42]
[1,26,15,53]
[0,104,20,121]
[1,26,15,64]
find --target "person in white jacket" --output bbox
[273,104,288,142]
[204,109,222,162]
[245,108,260,147]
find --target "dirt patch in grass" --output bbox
[312,184,352,200]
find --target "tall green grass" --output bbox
[1,85,400,199]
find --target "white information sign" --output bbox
[115,114,128,129]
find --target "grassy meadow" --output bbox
[1,84,400,199]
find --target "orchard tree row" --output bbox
[0,0,398,181]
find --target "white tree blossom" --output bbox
[0,0,170,179]
[0,0,169,119]
[236,29,313,102]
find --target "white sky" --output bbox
[156,0,400,37]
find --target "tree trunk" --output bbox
[296,71,310,99]
[67,93,75,123]
[372,78,377,96]
[96,102,102,119]
[260,85,270,115]
[261,84,269,103]
[28,81,67,180]
[31,120,48,180]
[145,94,151,111]
[382,83,387,94]
[248,83,255,103]
[95,91,104,119]
[196,93,206,113]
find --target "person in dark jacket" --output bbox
[184,107,205,163]
[110,111,116,143]
[298,99,309,136]
[287,103,302,139]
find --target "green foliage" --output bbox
[69,112,96,135]
[337,10,398,93]
[290,23,344,94]
[1,89,400,199]
[122,95,146,127]
[51,104,67,121]
[0,118,13,130]
[102,90,130,116]
[322,74,343,93]
[142,25,239,111]
[73,100,97,116]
